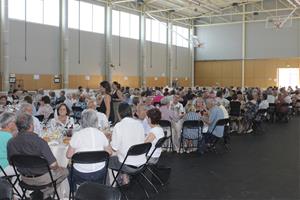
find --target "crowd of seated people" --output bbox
[0,82,299,199]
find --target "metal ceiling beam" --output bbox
[175,7,295,21]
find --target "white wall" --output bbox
[9,19,192,83]
[9,20,60,74]
[111,36,139,76]
[195,19,300,61]
[69,29,105,75]
[145,42,167,77]
[195,23,243,60]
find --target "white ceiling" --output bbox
[104,0,300,26]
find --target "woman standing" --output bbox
[98,81,115,124]
[111,81,123,123]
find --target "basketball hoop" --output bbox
[192,36,204,48]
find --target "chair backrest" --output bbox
[35,115,44,122]
[210,118,229,135]
[215,118,230,126]
[127,143,152,157]
[10,155,49,170]
[146,137,168,162]
[71,151,109,164]
[159,120,171,128]
[182,120,203,129]
[229,101,241,116]
[75,182,121,200]
[72,106,84,112]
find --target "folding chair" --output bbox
[75,182,121,200]
[158,120,174,152]
[69,151,110,200]
[268,103,276,123]
[0,178,13,200]
[0,165,22,198]
[253,109,268,133]
[206,118,230,153]
[10,155,61,200]
[143,137,169,192]
[109,143,151,199]
[179,120,203,153]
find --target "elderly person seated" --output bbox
[136,103,151,136]
[159,96,181,153]
[108,102,145,185]
[201,98,225,146]
[66,109,110,192]
[0,112,17,177]
[182,101,202,153]
[87,100,109,129]
[19,103,43,136]
[49,103,75,133]
[145,108,164,164]
[36,96,53,120]
[7,113,68,199]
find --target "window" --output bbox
[146,18,167,44]
[130,14,139,40]
[9,0,59,26]
[93,5,105,34]
[172,25,189,48]
[9,0,25,20]
[120,12,130,38]
[44,0,59,26]
[112,10,140,40]
[112,10,120,35]
[79,1,93,32]
[68,0,105,34]
[26,0,43,24]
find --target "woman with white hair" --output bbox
[66,109,110,192]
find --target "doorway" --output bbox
[277,68,299,88]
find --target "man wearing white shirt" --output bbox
[136,103,151,136]
[87,100,109,129]
[108,102,146,184]
[19,103,43,136]
[170,94,185,115]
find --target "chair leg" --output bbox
[135,175,150,199]
[141,172,159,194]
[170,130,174,152]
[147,167,164,186]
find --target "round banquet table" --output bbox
[49,143,69,168]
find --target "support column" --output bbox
[166,18,173,87]
[189,23,195,87]
[1,0,9,91]
[60,0,69,89]
[105,3,112,82]
[242,4,246,88]
[138,7,146,88]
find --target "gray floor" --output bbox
[154,116,300,200]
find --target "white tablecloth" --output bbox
[49,143,69,168]
[49,143,69,199]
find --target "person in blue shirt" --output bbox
[202,98,225,146]
[0,112,17,177]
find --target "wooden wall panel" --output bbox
[68,75,103,89]
[15,74,61,91]
[146,77,167,87]
[112,75,139,88]
[195,58,300,88]
[195,60,242,87]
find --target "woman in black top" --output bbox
[111,81,123,102]
[99,81,114,124]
